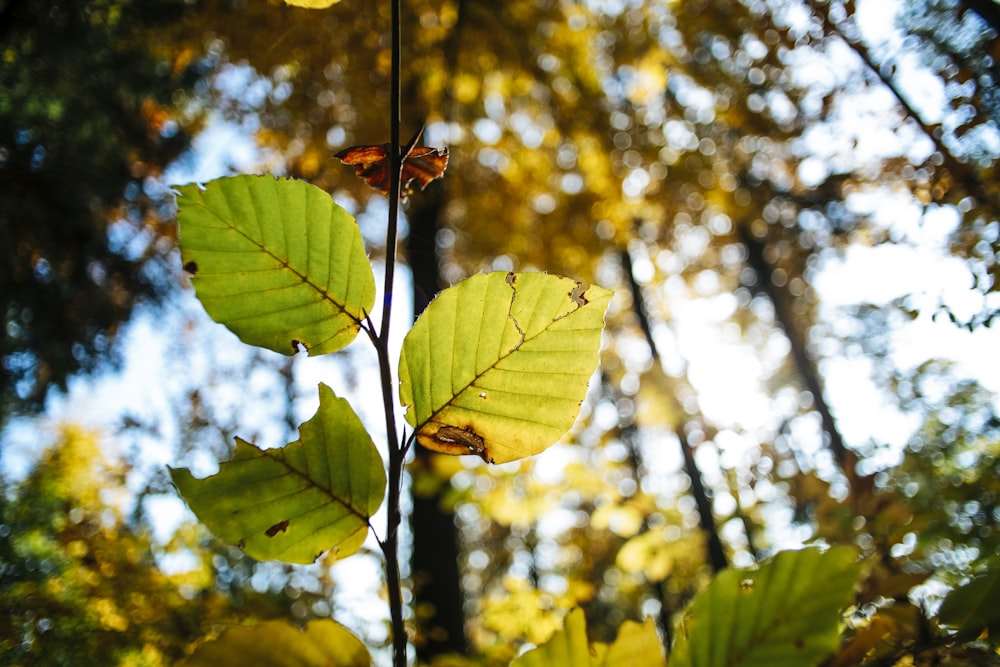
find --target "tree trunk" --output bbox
[406,186,469,659]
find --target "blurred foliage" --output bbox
[0,425,329,666]
[3,0,1000,664]
[0,0,206,418]
[179,618,370,667]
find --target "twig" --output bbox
[739,226,857,486]
[375,0,408,665]
[805,0,996,211]
[621,249,728,573]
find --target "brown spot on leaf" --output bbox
[795,637,805,650]
[183,261,198,275]
[265,520,290,537]
[422,424,490,461]
[291,339,309,354]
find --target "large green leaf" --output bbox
[938,566,1000,639]
[398,271,611,464]
[176,174,375,356]
[670,547,861,667]
[512,608,666,667]
[181,619,369,667]
[170,384,385,564]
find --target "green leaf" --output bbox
[670,547,861,667]
[177,175,375,356]
[181,619,369,667]
[399,271,611,464]
[938,566,1000,639]
[169,384,385,564]
[512,609,666,667]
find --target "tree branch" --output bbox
[805,0,996,210]
[740,227,857,485]
[621,249,728,573]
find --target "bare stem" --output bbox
[378,0,408,665]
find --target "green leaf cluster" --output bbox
[516,548,863,667]
[670,547,861,667]
[170,172,610,660]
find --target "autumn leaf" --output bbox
[512,608,666,667]
[170,384,385,564]
[335,143,449,198]
[176,175,375,356]
[182,619,368,667]
[398,271,611,464]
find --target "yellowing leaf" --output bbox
[170,384,385,564]
[594,616,666,667]
[399,271,611,464]
[512,608,666,667]
[177,175,374,357]
[827,615,898,667]
[512,608,592,667]
[182,619,368,667]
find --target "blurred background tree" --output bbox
[1,0,999,665]
[0,425,333,666]
[0,0,206,417]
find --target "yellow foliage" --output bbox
[562,462,611,502]
[617,531,674,582]
[616,529,705,584]
[590,504,644,538]
[67,539,89,558]
[36,424,119,512]
[480,586,564,646]
[493,490,556,526]
[283,0,341,7]
[452,73,481,105]
[95,597,130,631]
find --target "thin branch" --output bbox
[740,226,857,486]
[725,469,760,561]
[621,249,728,574]
[857,632,963,667]
[806,0,996,210]
[369,521,384,547]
